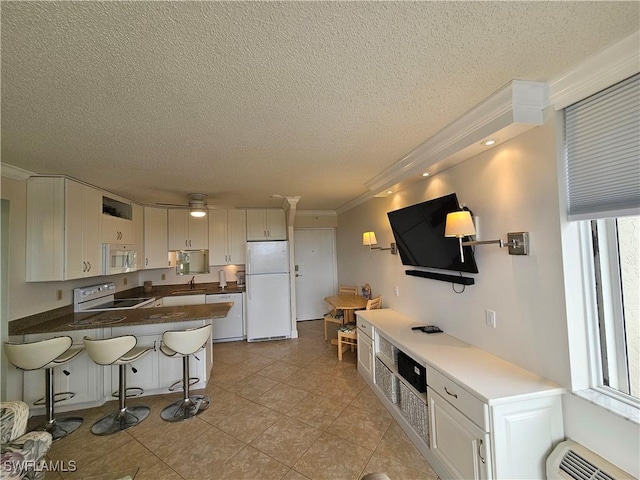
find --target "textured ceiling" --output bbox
[2,1,638,210]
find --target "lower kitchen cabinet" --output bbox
[109,334,159,397]
[356,309,565,480]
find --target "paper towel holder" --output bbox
[218,269,227,290]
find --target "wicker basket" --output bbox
[377,335,399,365]
[399,381,429,446]
[375,357,400,404]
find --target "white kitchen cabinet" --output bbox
[356,316,374,382]
[131,203,144,271]
[246,209,286,241]
[102,214,132,244]
[356,309,565,480]
[208,209,246,265]
[110,334,159,397]
[168,209,208,250]
[206,293,244,341]
[22,329,103,414]
[143,206,169,269]
[26,177,103,281]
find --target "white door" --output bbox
[293,228,336,321]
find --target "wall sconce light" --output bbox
[362,231,397,255]
[444,211,529,262]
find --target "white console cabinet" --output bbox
[356,309,564,480]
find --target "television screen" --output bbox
[387,193,479,274]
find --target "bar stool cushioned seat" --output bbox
[83,335,152,435]
[4,336,84,441]
[159,324,212,422]
[1,401,52,480]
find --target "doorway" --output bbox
[293,228,336,321]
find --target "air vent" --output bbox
[560,450,615,480]
[547,440,634,480]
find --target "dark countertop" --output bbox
[9,282,243,336]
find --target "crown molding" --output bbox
[1,163,34,180]
[336,190,376,215]
[360,80,545,199]
[295,210,337,217]
[548,30,640,110]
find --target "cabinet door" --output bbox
[102,215,132,244]
[64,180,86,279]
[144,207,169,269]
[132,203,144,270]
[246,209,268,241]
[188,214,209,249]
[168,209,189,250]
[227,209,246,264]
[208,209,228,266]
[266,209,287,240]
[357,331,374,381]
[110,335,159,396]
[83,186,103,277]
[429,389,492,480]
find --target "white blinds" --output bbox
[565,73,639,220]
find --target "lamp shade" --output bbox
[362,231,378,246]
[445,211,476,238]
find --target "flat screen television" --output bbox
[387,193,479,274]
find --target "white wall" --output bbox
[336,109,639,476]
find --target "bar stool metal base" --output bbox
[39,416,84,441]
[160,395,210,422]
[91,406,150,436]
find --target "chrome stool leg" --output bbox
[161,355,210,422]
[38,367,82,441]
[91,365,149,436]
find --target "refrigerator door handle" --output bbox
[246,247,252,274]
[247,276,251,300]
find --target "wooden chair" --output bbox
[337,295,382,361]
[324,285,358,341]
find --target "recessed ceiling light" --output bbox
[422,172,430,177]
[387,190,393,194]
[481,139,498,146]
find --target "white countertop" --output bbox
[357,309,565,405]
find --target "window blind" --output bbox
[565,73,639,220]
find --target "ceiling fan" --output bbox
[156,193,208,217]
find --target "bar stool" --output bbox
[83,335,152,435]
[4,336,84,441]
[159,324,212,422]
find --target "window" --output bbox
[565,73,639,408]
[589,216,639,401]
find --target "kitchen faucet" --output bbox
[189,276,195,289]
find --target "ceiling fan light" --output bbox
[190,208,206,217]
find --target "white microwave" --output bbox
[103,243,137,275]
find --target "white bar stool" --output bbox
[159,324,212,422]
[83,335,152,435]
[4,336,84,441]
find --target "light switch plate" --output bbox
[508,232,529,255]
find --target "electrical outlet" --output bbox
[56,290,62,301]
[123,277,128,286]
[161,274,166,281]
[394,286,399,296]
[485,309,496,328]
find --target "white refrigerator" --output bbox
[245,241,291,341]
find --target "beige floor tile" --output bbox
[212,445,290,480]
[250,416,323,467]
[313,375,366,404]
[281,351,323,367]
[216,401,283,443]
[134,460,183,480]
[375,421,434,473]
[282,469,312,480]
[255,383,310,414]
[326,405,392,451]
[134,416,212,458]
[257,360,303,381]
[363,452,438,479]
[209,361,253,387]
[293,432,373,480]
[281,368,331,393]
[287,393,349,430]
[349,386,389,417]
[197,388,252,426]
[163,425,245,479]
[227,373,279,400]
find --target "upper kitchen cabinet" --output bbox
[143,206,169,269]
[102,195,132,244]
[208,209,246,265]
[131,203,144,271]
[246,209,287,241]
[167,209,208,250]
[26,177,102,281]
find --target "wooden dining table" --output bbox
[324,295,368,324]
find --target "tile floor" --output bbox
[37,320,439,480]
